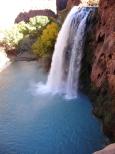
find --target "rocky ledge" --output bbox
[13,52,37,61]
[94,144,115,154]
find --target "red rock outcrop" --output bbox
[15,9,57,23]
[66,0,80,9]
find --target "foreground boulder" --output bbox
[94,144,115,154]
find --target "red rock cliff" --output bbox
[66,0,80,9]
[91,0,115,141]
[91,0,115,94]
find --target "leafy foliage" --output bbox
[3,25,23,46]
[17,16,49,35]
[3,16,50,47]
[32,22,59,58]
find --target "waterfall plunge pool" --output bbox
[0,61,105,154]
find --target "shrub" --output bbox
[3,25,24,47]
[29,16,49,30]
[3,16,50,48]
[17,16,50,35]
[32,22,59,58]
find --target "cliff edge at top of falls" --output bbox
[56,0,80,11]
[66,0,80,9]
[56,0,99,11]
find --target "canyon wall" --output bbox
[91,0,115,96]
[91,0,115,142]
[77,0,115,142]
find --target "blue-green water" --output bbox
[0,61,105,154]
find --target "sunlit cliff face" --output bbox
[0,0,56,30]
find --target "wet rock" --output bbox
[38,56,52,72]
[14,52,37,61]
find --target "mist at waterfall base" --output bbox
[0,61,106,154]
[35,6,93,99]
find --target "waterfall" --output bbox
[36,6,93,99]
[65,8,90,99]
[46,6,79,93]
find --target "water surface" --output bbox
[0,61,105,154]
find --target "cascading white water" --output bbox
[65,9,90,99]
[36,6,93,99]
[46,7,91,98]
[46,6,79,93]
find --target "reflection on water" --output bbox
[0,61,105,154]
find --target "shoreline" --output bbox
[0,47,11,72]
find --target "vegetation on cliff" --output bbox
[1,16,50,54]
[32,22,59,58]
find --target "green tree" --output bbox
[32,22,59,58]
